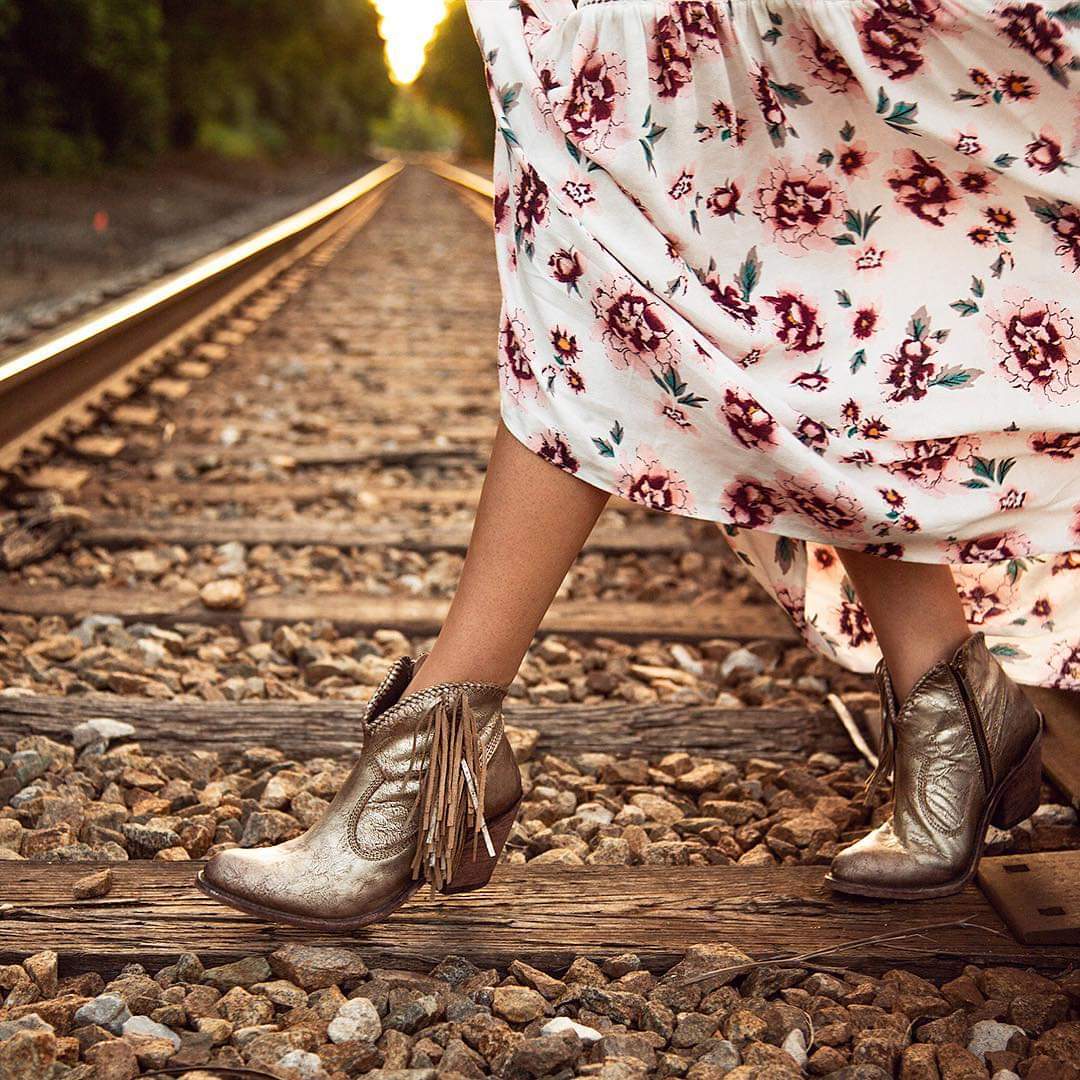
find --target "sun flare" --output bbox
[373,0,450,85]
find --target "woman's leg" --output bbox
[836,548,970,699]
[405,419,610,693]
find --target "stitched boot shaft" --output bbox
[199,655,522,925]
[827,632,1042,898]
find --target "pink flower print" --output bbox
[753,162,845,252]
[513,164,549,241]
[668,169,695,201]
[1030,432,1080,459]
[720,388,778,450]
[989,295,1079,396]
[955,168,996,197]
[999,71,1039,101]
[722,476,783,527]
[795,27,855,93]
[951,530,1034,563]
[562,49,628,152]
[499,311,539,402]
[858,7,926,79]
[674,1,726,52]
[854,245,887,270]
[994,2,1068,74]
[705,181,742,220]
[651,14,694,98]
[779,474,866,535]
[592,279,680,374]
[701,268,758,328]
[654,396,701,436]
[836,140,878,178]
[1026,130,1068,173]
[883,318,938,403]
[839,596,875,647]
[561,178,596,209]
[616,446,695,512]
[762,291,826,353]
[955,132,983,156]
[528,429,580,474]
[887,149,961,227]
[958,575,1010,624]
[796,415,830,453]
[885,437,976,487]
[549,248,585,293]
[852,305,879,339]
[999,488,1026,511]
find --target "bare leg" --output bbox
[837,549,970,700]
[404,420,610,693]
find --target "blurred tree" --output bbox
[0,0,393,174]
[415,0,492,161]
[0,0,168,172]
[372,88,460,154]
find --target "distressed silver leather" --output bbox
[827,632,1041,897]
[199,654,522,923]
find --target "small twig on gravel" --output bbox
[680,918,1000,984]
[827,692,878,768]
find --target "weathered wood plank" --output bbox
[1022,686,1080,808]
[80,516,717,555]
[155,443,486,467]
[0,587,799,643]
[1,864,1073,978]
[979,851,1080,945]
[140,442,486,468]
[82,479,485,509]
[0,695,847,762]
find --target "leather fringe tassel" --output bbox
[407,691,489,890]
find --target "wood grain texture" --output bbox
[155,443,485,467]
[80,517,719,556]
[0,587,799,643]
[979,852,1080,945]
[1,863,1073,978]
[1021,686,1080,808]
[0,695,848,761]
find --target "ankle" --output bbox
[403,652,517,697]
[886,627,971,701]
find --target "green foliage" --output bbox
[372,89,461,154]
[0,0,393,174]
[415,0,492,160]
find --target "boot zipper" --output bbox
[950,664,993,794]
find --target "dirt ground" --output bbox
[0,153,376,342]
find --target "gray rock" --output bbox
[122,1014,181,1049]
[782,1028,808,1067]
[74,993,131,1034]
[968,1019,1024,1062]
[275,1048,330,1079]
[328,996,382,1043]
[540,1016,602,1044]
[719,648,766,680]
[71,718,136,749]
[74,614,122,645]
[0,1014,54,1040]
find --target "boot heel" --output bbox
[991,722,1042,829]
[441,799,520,895]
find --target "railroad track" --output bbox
[2,162,1080,1078]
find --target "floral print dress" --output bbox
[466,0,1080,688]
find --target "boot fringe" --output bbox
[407,690,491,890]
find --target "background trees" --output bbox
[0,0,392,173]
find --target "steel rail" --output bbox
[0,158,404,472]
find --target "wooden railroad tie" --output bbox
[3,863,1078,979]
[0,695,850,763]
[0,587,799,644]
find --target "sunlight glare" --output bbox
[373,0,450,85]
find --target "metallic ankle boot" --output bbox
[826,632,1042,900]
[196,654,523,928]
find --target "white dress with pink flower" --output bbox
[466,0,1080,688]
